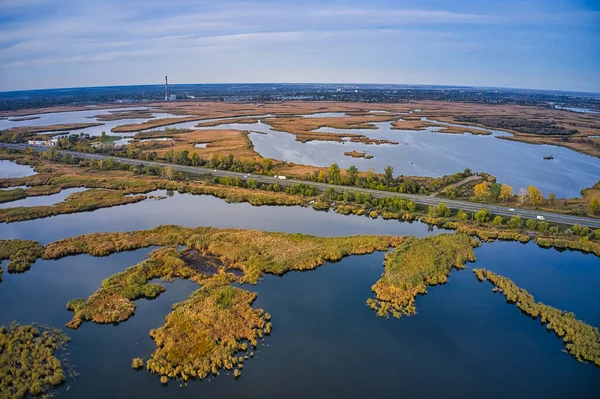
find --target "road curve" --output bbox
[2,143,600,229]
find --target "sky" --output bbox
[0,0,599,92]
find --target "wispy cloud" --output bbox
[0,0,598,91]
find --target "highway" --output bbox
[3,142,600,229]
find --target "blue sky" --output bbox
[0,0,598,92]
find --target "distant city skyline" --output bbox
[1,0,599,92]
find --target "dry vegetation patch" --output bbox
[0,323,70,398]
[344,150,373,159]
[0,239,45,275]
[0,189,147,223]
[367,234,479,318]
[1,123,104,140]
[145,284,267,381]
[66,247,200,328]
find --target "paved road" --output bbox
[3,143,600,229]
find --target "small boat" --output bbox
[543,155,554,160]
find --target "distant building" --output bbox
[169,94,176,101]
[27,139,56,147]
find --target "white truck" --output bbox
[274,175,287,180]
[536,215,546,221]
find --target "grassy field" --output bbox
[0,189,147,223]
[0,323,70,398]
[367,234,479,318]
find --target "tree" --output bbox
[538,221,549,232]
[457,210,468,221]
[347,165,358,185]
[498,184,513,201]
[590,199,600,216]
[508,215,522,229]
[490,183,502,200]
[406,201,417,212]
[176,150,190,165]
[492,216,503,226]
[474,208,491,223]
[164,149,175,162]
[528,185,543,205]
[190,152,201,166]
[262,158,273,172]
[329,164,341,184]
[444,186,457,199]
[366,168,375,183]
[473,182,490,201]
[525,219,537,230]
[517,188,528,205]
[317,170,327,182]
[162,166,177,180]
[384,165,394,185]
[437,202,451,217]
[428,206,437,217]
[548,192,556,206]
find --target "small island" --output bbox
[344,150,374,159]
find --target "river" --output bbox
[0,174,598,398]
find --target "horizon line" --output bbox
[1,82,599,97]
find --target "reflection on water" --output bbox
[554,106,600,114]
[0,160,36,178]
[0,107,185,137]
[0,244,598,398]
[0,190,441,244]
[302,112,347,118]
[475,241,600,328]
[0,187,87,209]
[241,119,600,198]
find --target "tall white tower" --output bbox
[165,76,168,101]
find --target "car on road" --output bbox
[509,208,515,211]
[536,215,546,221]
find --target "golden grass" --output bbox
[147,129,260,161]
[111,117,204,133]
[146,283,267,381]
[186,229,404,283]
[367,234,479,318]
[93,110,156,121]
[344,150,373,159]
[3,123,104,135]
[66,247,200,328]
[0,189,146,223]
[0,239,44,273]
[194,117,261,128]
[264,114,397,143]
[0,323,69,398]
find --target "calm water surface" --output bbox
[0,187,86,209]
[0,190,440,244]
[3,106,599,197]
[0,107,183,137]
[244,120,600,198]
[0,244,598,398]
[0,159,36,178]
